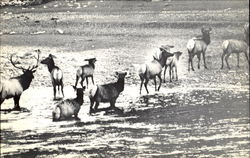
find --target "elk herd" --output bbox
[0,23,249,121]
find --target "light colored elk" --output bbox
[139,46,174,94]
[163,51,183,82]
[187,26,212,71]
[0,51,40,110]
[52,86,85,121]
[221,23,249,69]
[41,54,64,99]
[75,58,96,89]
[89,72,127,113]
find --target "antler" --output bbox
[29,49,40,71]
[10,54,26,71]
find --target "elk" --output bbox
[139,45,174,94]
[88,72,127,113]
[41,54,64,100]
[163,51,183,82]
[75,58,97,89]
[0,52,39,110]
[187,26,212,71]
[221,23,249,69]
[52,86,85,121]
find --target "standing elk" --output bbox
[221,23,249,69]
[41,54,64,100]
[0,52,40,110]
[139,45,174,94]
[187,26,212,71]
[75,58,97,89]
[89,72,127,113]
[52,86,86,121]
[163,51,183,82]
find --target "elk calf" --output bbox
[221,23,249,69]
[41,54,64,99]
[0,52,39,110]
[88,72,127,113]
[75,58,96,89]
[139,45,174,94]
[52,86,85,121]
[187,26,212,71]
[164,51,183,82]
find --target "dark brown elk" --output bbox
[75,58,97,89]
[163,51,183,82]
[52,86,86,121]
[89,72,127,113]
[41,54,64,100]
[187,26,212,71]
[138,45,174,94]
[0,52,40,110]
[221,23,249,69]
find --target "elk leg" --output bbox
[244,51,249,65]
[80,77,85,89]
[94,101,99,111]
[110,99,116,109]
[237,53,240,68]
[0,98,4,106]
[13,95,21,111]
[175,67,178,81]
[139,76,144,94]
[90,98,95,113]
[225,53,231,69]
[157,74,162,91]
[163,65,167,83]
[154,77,157,91]
[190,55,195,71]
[169,67,172,82]
[197,53,201,69]
[144,79,149,94]
[75,75,79,88]
[91,76,95,85]
[61,81,64,98]
[53,85,56,99]
[221,50,226,69]
[86,77,89,88]
[202,52,208,69]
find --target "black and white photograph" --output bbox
[0,0,249,157]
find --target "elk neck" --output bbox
[18,74,33,90]
[47,60,56,73]
[115,77,125,92]
[89,62,95,69]
[158,54,168,68]
[75,94,84,105]
[202,33,211,45]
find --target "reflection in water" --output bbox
[1,86,249,157]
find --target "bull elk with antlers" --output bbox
[0,51,40,110]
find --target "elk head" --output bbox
[10,50,40,79]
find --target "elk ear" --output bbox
[72,85,76,90]
[115,71,119,76]
[32,70,36,73]
[83,86,86,91]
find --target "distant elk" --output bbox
[52,86,86,121]
[0,51,40,110]
[41,54,64,100]
[89,72,127,113]
[138,45,174,94]
[187,26,212,71]
[163,51,183,82]
[75,58,97,89]
[221,23,249,69]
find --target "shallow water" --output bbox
[1,84,249,157]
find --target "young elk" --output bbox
[52,86,86,121]
[139,45,174,94]
[221,23,249,69]
[0,52,39,110]
[41,54,64,100]
[89,72,127,113]
[75,58,97,89]
[163,51,183,82]
[187,26,212,71]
